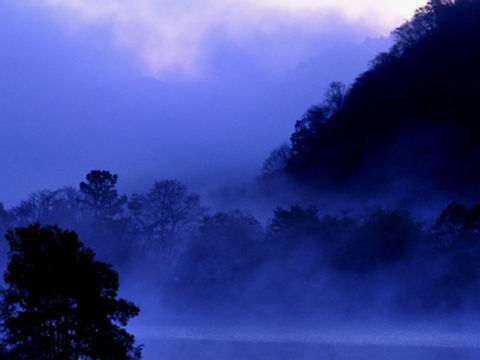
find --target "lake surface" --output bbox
[140,339,480,360]
[133,326,480,359]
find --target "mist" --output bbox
[2,0,480,359]
[0,0,390,206]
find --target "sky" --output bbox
[0,0,427,206]
[25,0,426,76]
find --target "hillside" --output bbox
[283,0,480,201]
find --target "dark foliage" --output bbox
[397,202,480,312]
[334,210,421,273]
[80,170,127,219]
[1,167,480,317]
[0,224,141,360]
[169,210,264,303]
[284,0,480,200]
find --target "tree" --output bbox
[335,210,421,272]
[12,188,80,228]
[176,210,264,298]
[391,0,455,56]
[432,202,480,246]
[80,170,126,219]
[284,0,480,198]
[268,205,320,241]
[406,202,480,311]
[261,143,291,175]
[12,190,61,226]
[0,224,141,360]
[128,180,206,254]
[288,106,328,170]
[323,81,346,115]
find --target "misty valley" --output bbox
[2,0,480,359]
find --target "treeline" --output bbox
[172,202,480,315]
[263,0,480,201]
[2,170,480,315]
[0,171,206,266]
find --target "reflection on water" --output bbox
[141,339,480,360]
[133,326,480,360]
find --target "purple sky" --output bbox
[0,0,426,206]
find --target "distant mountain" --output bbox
[283,0,480,203]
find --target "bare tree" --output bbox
[12,187,80,226]
[128,180,206,254]
[262,143,291,175]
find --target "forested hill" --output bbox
[280,0,480,200]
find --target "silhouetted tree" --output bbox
[402,202,480,311]
[12,188,80,227]
[262,143,291,175]
[128,180,206,254]
[288,106,328,170]
[168,210,265,306]
[78,171,131,263]
[281,0,480,197]
[0,224,141,360]
[12,190,61,225]
[266,205,358,266]
[335,210,421,272]
[80,170,126,219]
[268,205,320,243]
[432,202,480,246]
[324,81,347,115]
[175,210,264,300]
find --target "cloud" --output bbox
[19,0,426,76]
[0,0,395,206]
[19,0,428,77]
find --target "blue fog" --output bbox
[0,0,388,206]
[7,2,478,360]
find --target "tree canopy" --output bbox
[80,170,126,219]
[282,0,480,199]
[0,224,141,360]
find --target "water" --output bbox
[133,326,480,359]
